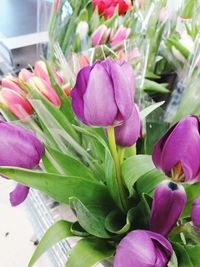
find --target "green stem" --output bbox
[118,146,125,165]
[107,127,127,211]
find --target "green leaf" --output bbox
[172,243,193,267]
[105,208,132,234]
[143,79,170,94]
[145,120,170,154]
[46,145,97,180]
[185,245,200,266]
[70,222,90,237]
[135,169,166,196]
[66,238,114,267]
[182,182,200,218]
[168,38,190,58]
[140,101,165,120]
[122,155,155,196]
[69,197,112,238]
[29,220,73,267]
[131,193,152,230]
[74,124,124,211]
[0,167,113,207]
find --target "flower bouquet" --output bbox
[1,1,200,267]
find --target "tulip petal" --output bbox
[150,181,187,236]
[100,59,135,121]
[191,196,200,229]
[0,88,33,120]
[0,122,44,169]
[114,230,172,267]
[152,124,177,170]
[71,66,92,124]
[115,103,140,147]
[10,184,29,206]
[83,63,118,126]
[160,116,200,181]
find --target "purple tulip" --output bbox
[114,103,141,147]
[71,59,135,127]
[10,184,30,207]
[150,181,187,236]
[114,230,172,267]
[191,196,200,229]
[0,121,45,205]
[152,115,200,183]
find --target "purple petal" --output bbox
[149,231,173,266]
[114,230,172,267]
[115,103,141,147]
[0,122,44,169]
[10,184,29,206]
[161,116,200,181]
[83,63,118,126]
[71,66,92,124]
[152,124,177,170]
[191,196,200,229]
[100,59,135,121]
[150,181,187,236]
[114,230,156,267]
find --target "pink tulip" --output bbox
[91,25,111,46]
[28,77,61,107]
[54,0,60,13]
[0,88,33,119]
[34,60,64,86]
[110,25,131,47]
[2,76,26,94]
[18,68,33,82]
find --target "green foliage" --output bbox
[66,238,114,267]
[28,220,73,267]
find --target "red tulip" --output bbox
[92,0,132,18]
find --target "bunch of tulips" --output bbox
[0,57,200,266]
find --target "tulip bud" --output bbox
[150,181,187,236]
[76,21,89,41]
[2,76,25,94]
[34,61,63,86]
[110,25,131,47]
[152,115,200,183]
[191,196,200,229]
[71,59,135,126]
[91,25,110,46]
[0,121,45,205]
[28,77,61,107]
[18,68,33,82]
[0,88,33,119]
[54,0,59,13]
[114,103,141,147]
[10,184,29,207]
[114,230,172,267]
